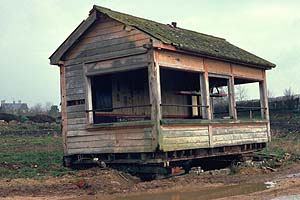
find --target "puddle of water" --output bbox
[271,194,300,200]
[114,183,267,200]
[265,181,277,189]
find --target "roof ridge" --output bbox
[93,5,225,41]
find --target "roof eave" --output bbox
[152,41,275,70]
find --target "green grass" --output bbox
[0,135,70,179]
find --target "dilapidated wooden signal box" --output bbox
[50,6,275,172]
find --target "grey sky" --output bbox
[0,0,299,106]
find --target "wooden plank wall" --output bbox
[160,69,200,117]
[211,123,268,147]
[67,126,154,154]
[159,122,268,152]
[110,69,150,116]
[61,17,152,155]
[63,17,150,66]
[160,125,210,151]
[65,64,86,132]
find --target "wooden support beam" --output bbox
[148,49,162,149]
[200,60,212,120]
[259,70,271,141]
[60,66,68,154]
[228,75,237,120]
[84,68,93,125]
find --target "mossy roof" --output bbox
[93,5,275,69]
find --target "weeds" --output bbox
[0,135,70,179]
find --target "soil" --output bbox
[1,164,300,200]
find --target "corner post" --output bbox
[259,70,271,141]
[60,65,68,155]
[147,49,162,149]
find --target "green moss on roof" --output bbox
[93,5,275,68]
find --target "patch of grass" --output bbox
[0,134,70,179]
[255,148,286,159]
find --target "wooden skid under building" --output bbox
[49,6,275,170]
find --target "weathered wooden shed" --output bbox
[50,6,275,174]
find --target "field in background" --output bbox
[0,111,299,180]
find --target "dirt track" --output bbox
[1,164,300,200]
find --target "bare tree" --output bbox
[283,87,295,110]
[235,85,248,102]
[283,87,293,97]
[44,102,53,112]
[30,103,44,114]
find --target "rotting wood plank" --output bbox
[161,130,209,138]
[212,138,268,147]
[64,47,147,66]
[66,94,85,102]
[73,39,150,60]
[67,124,86,131]
[85,53,148,75]
[66,79,85,90]
[67,132,153,143]
[162,142,210,151]
[67,127,152,137]
[67,139,152,149]
[66,104,85,113]
[163,136,209,144]
[67,146,154,155]
[65,64,83,71]
[75,34,150,54]
[84,24,125,38]
[67,118,86,125]
[213,133,268,141]
[67,111,86,119]
[66,88,85,96]
[82,29,144,45]
[65,70,84,78]
[157,50,204,72]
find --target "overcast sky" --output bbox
[0,0,299,106]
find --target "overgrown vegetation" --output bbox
[251,111,300,169]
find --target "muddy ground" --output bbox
[1,163,300,199]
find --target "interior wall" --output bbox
[92,69,150,120]
[160,68,200,118]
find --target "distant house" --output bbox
[0,100,29,114]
